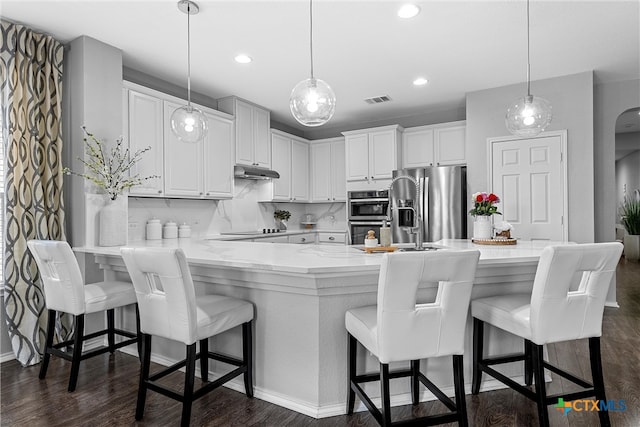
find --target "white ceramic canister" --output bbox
[163,221,178,239]
[178,223,192,238]
[146,219,162,240]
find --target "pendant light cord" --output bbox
[187,2,192,107]
[309,0,314,80]
[526,0,531,97]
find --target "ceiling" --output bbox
[2,0,639,139]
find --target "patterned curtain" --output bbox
[1,21,67,366]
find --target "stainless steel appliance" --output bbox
[348,190,389,220]
[390,166,467,244]
[347,190,389,244]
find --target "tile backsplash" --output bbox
[127,179,346,241]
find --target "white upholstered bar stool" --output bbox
[121,247,254,427]
[345,249,480,427]
[471,242,623,427]
[27,240,140,392]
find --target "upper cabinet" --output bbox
[267,130,309,202]
[125,87,164,196]
[343,125,402,182]
[218,97,271,168]
[123,82,234,199]
[401,121,466,168]
[310,137,346,202]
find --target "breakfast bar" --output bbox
[75,239,616,419]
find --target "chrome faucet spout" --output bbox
[388,175,423,250]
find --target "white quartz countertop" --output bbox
[75,239,563,275]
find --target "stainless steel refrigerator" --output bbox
[390,166,467,244]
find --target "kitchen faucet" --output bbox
[388,175,424,250]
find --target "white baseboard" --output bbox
[0,351,15,363]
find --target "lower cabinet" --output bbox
[288,234,314,244]
[317,232,347,244]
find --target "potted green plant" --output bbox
[274,210,291,231]
[620,196,640,261]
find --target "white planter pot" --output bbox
[623,234,640,262]
[473,216,493,240]
[99,197,127,246]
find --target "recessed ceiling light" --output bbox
[413,77,429,86]
[398,4,420,19]
[234,54,252,64]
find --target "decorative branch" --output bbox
[63,126,159,200]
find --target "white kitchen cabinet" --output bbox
[163,100,204,197]
[401,121,466,168]
[124,82,233,199]
[343,125,401,182]
[256,235,288,243]
[289,234,313,244]
[266,130,309,202]
[317,232,346,244]
[310,137,346,202]
[125,86,164,196]
[202,109,234,198]
[218,97,271,168]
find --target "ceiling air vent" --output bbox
[364,95,392,105]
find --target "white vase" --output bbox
[623,234,639,262]
[473,215,493,240]
[99,197,127,246]
[276,219,287,231]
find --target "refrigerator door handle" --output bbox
[422,176,429,242]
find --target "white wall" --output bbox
[466,71,595,243]
[594,79,640,242]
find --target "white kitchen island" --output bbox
[76,239,615,419]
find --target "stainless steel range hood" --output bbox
[234,165,280,180]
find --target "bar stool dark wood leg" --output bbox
[472,318,484,395]
[347,333,357,415]
[181,343,197,427]
[135,305,142,361]
[411,360,420,405]
[136,333,152,421]
[106,309,115,353]
[532,343,549,427]
[589,337,611,427]
[242,321,253,398]
[524,339,534,386]
[39,309,56,379]
[68,315,85,392]
[453,354,469,427]
[199,339,209,382]
[380,363,392,427]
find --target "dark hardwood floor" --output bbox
[2,259,639,426]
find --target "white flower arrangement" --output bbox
[63,127,159,200]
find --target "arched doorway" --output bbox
[614,107,640,242]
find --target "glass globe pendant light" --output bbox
[289,0,336,127]
[505,0,552,137]
[170,0,207,143]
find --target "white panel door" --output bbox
[203,111,233,198]
[235,100,254,166]
[402,128,434,168]
[253,106,271,168]
[345,134,370,181]
[369,129,396,180]
[491,133,566,241]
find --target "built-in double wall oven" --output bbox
[348,190,389,245]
